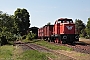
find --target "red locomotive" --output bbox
[38,18,79,44]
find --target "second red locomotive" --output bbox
[38,18,79,44]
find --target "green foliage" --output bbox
[0,36,7,46]
[22,35,26,39]
[26,32,36,40]
[75,19,86,34]
[47,22,51,25]
[0,8,31,45]
[14,8,30,35]
[85,36,90,39]
[0,11,16,45]
[80,29,87,37]
[86,18,90,38]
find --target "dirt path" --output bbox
[79,38,90,44]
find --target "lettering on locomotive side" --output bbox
[66,26,73,30]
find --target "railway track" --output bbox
[50,41,90,54]
[67,42,90,54]
[14,39,90,60]
[26,43,53,52]
[15,41,76,60]
[15,39,90,54]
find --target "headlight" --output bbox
[75,35,79,39]
[63,35,67,39]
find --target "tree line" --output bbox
[75,18,90,39]
[0,8,36,45]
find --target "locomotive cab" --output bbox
[52,18,79,43]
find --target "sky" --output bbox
[0,0,90,28]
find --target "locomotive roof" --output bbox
[45,25,54,26]
[58,18,72,21]
[38,25,54,29]
[43,25,54,27]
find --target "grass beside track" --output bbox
[0,45,53,60]
[0,45,14,60]
[35,40,73,51]
[0,39,72,60]
[22,39,73,51]
[22,39,90,60]
[19,50,48,60]
[1,39,90,60]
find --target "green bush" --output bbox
[1,36,8,46]
[85,36,90,39]
[22,35,26,39]
[0,32,17,45]
[26,32,36,40]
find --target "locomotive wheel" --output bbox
[60,40,62,44]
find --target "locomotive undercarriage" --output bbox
[51,34,79,44]
[38,34,79,44]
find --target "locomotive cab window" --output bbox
[60,21,63,23]
[70,21,73,23]
[58,21,61,23]
[66,21,69,23]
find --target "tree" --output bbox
[75,19,86,34]
[14,8,30,35]
[47,22,51,25]
[86,18,90,38]
[0,11,16,45]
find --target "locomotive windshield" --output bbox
[58,19,73,23]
